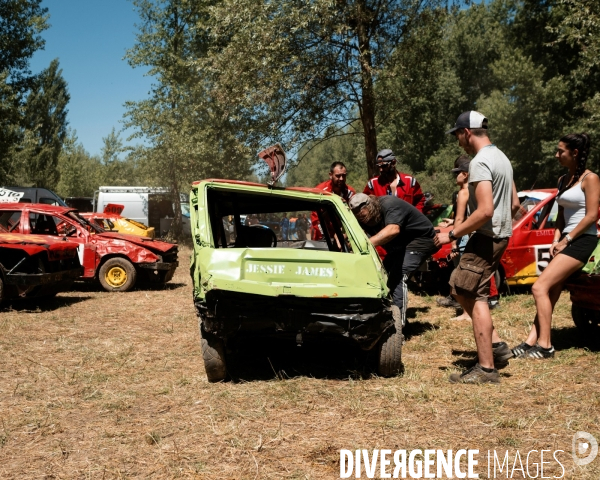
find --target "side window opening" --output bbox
[0,211,21,232]
[29,213,60,235]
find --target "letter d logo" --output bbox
[572,431,598,466]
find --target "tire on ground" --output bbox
[200,323,227,382]
[377,305,404,377]
[99,257,137,292]
[572,305,600,341]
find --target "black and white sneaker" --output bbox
[512,342,533,358]
[522,344,555,359]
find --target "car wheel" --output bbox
[200,323,227,382]
[572,305,600,340]
[99,258,137,292]
[377,305,404,377]
[0,276,4,305]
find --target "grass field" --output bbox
[1,247,599,479]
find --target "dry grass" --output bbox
[0,246,599,479]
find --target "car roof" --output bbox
[0,203,77,214]
[192,179,334,196]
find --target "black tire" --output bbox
[0,276,4,305]
[572,305,600,339]
[377,305,404,377]
[98,258,137,292]
[200,323,227,382]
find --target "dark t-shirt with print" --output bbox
[362,196,437,253]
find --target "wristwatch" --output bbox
[565,233,573,245]
[448,230,457,241]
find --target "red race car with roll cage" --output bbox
[0,233,82,304]
[0,204,178,292]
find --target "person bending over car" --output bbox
[349,193,439,329]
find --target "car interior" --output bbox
[205,189,354,253]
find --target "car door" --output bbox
[502,193,558,285]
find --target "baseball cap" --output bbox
[451,156,471,173]
[376,149,396,163]
[446,111,488,134]
[349,193,371,213]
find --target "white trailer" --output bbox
[93,186,190,237]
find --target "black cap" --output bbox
[446,111,488,134]
[376,149,396,163]
[451,156,471,173]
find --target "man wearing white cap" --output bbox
[435,111,520,384]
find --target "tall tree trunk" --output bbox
[169,151,183,240]
[356,4,378,179]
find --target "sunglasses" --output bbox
[377,161,394,167]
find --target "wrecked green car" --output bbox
[190,146,402,382]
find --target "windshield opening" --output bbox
[206,189,354,253]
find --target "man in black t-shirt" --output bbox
[349,193,439,328]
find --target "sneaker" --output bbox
[492,342,513,369]
[488,295,500,310]
[512,342,533,358]
[449,363,500,384]
[522,344,555,359]
[437,295,461,308]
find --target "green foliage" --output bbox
[286,125,369,191]
[200,0,444,178]
[0,0,48,81]
[6,59,69,189]
[56,131,104,197]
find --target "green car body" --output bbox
[190,179,403,381]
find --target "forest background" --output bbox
[2,0,600,235]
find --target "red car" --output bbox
[423,189,563,289]
[0,204,178,292]
[0,233,82,304]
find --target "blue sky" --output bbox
[30,0,153,158]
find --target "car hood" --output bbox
[95,232,176,252]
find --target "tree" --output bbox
[0,0,48,82]
[0,0,49,179]
[56,130,104,197]
[8,58,69,188]
[126,0,251,238]
[200,0,445,179]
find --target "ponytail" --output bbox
[560,133,591,182]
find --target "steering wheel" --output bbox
[250,224,277,247]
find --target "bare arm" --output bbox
[454,189,469,230]
[511,182,520,218]
[452,181,493,238]
[369,224,400,247]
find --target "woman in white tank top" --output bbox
[512,133,600,360]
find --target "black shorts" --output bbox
[559,233,598,263]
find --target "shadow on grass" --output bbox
[141,282,187,291]
[225,336,382,382]
[68,281,187,293]
[404,306,438,341]
[1,295,92,312]
[552,325,600,352]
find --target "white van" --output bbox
[93,186,190,237]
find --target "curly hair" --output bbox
[560,133,591,182]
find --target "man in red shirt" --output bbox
[363,149,425,212]
[311,162,356,240]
